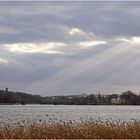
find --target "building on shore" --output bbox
[110,94,120,104]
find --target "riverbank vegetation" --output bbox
[0,119,140,139]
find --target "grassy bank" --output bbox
[0,119,140,139]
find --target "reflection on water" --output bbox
[0,105,140,125]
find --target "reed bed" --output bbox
[0,119,140,139]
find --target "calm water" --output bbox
[0,105,140,125]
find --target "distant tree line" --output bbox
[0,90,41,104]
[120,90,140,105]
[0,89,140,105]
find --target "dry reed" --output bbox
[0,119,140,139]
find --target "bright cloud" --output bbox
[115,36,140,53]
[78,40,107,48]
[1,38,107,55]
[130,37,140,44]
[2,42,66,54]
[0,58,8,64]
[117,36,140,44]
[69,28,85,36]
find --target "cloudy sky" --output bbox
[0,1,140,96]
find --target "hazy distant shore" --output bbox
[0,89,140,105]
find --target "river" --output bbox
[0,105,140,125]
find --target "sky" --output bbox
[0,1,140,96]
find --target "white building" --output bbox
[110,94,120,104]
[111,98,120,104]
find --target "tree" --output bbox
[120,91,138,105]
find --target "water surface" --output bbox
[0,105,140,125]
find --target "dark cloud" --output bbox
[1,1,140,43]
